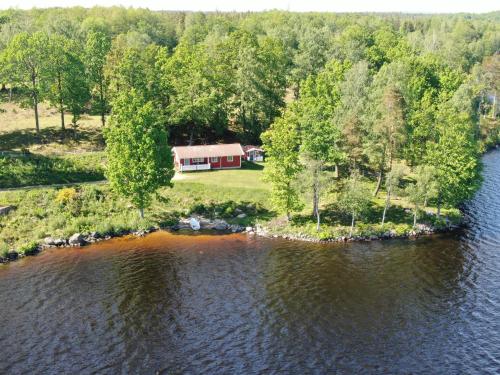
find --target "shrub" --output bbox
[0,242,9,258]
[18,241,39,256]
[55,188,78,205]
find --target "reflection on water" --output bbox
[1,150,500,374]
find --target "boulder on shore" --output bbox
[214,220,229,231]
[44,237,66,247]
[0,206,15,216]
[7,250,18,260]
[68,233,85,246]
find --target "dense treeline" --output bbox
[0,8,498,142]
[0,7,499,224]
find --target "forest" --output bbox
[0,7,499,245]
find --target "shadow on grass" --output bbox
[0,153,105,189]
[0,126,104,151]
[241,161,264,170]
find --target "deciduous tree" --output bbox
[338,171,371,237]
[45,34,90,130]
[405,165,439,227]
[104,89,174,218]
[1,31,49,135]
[261,109,303,220]
[85,30,111,127]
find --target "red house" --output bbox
[172,143,245,172]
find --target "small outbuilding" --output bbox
[242,145,264,162]
[172,143,245,172]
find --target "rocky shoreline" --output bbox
[255,221,463,243]
[0,215,463,265]
[0,217,249,264]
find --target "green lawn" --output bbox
[174,161,267,190]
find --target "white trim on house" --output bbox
[180,163,211,172]
[227,155,233,162]
[210,156,219,162]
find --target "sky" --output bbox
[1,0,499,13]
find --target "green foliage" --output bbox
[160,41,227,141]
[297,59,349,162]
[84,30,111,124]
[262,110,303,220]
[0,8,496,244]
[338,171,372,235]
[0,31,50,132]
[45,34,90,128]
[104,89,174,215]
[18,241,38,256]
[426,106,482,208]
[405,165,439,226]
[223,31,289,143]
[0,243,9,258]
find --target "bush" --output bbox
[55,188,78,205]
[0,243,9,258]
[18,241,39,256]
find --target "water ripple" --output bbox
[1,151,500,374]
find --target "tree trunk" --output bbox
[492,92,497,119]
[58,74,65,131]
[31,73,40,136]
[99,80,106,127]
[312,174,318,219]
[60,106,65,131]
[437,193,442,219]
[413,205,418,228]
[373,169,383,197]
[350,213,355,237]
[381,188,391,227]
[139,207,144,219]
[9,87,12,102]
[312,165,321,232]
[34,97,40,135]
[316,206,320,232]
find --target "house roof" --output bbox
[243,145,264,153]
[173,143,244,159]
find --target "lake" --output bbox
[1,150,499,374]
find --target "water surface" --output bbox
[1,150,500,374]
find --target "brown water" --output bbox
[1,151,500,375]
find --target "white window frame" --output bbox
[227,155,234,162]
[210,157,219,162]
[192,157,205,164]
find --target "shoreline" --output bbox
[0,216,464,265]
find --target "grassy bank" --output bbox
[0,152,106,189]
[0,163,461,256]
[0,166,271,253]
